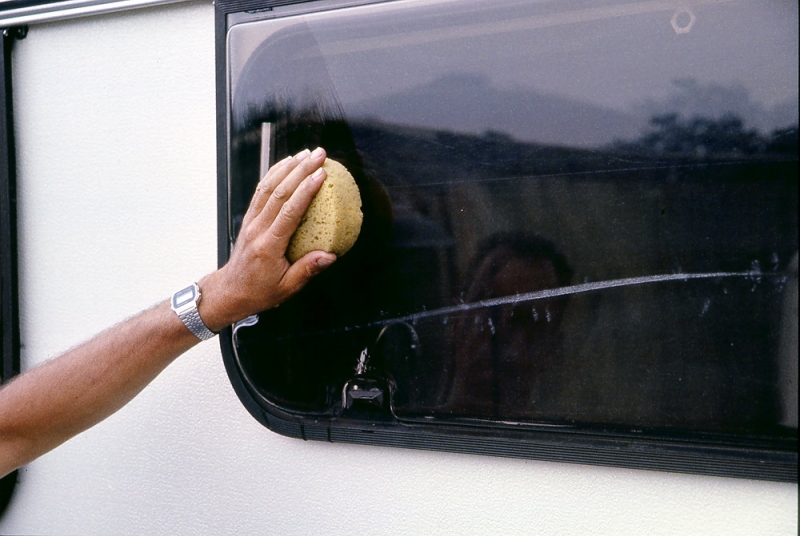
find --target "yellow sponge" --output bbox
[287,158,363,263]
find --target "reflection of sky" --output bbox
[229,0,798,145]
[320,0,796,107]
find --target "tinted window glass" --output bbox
[227,0,798,438]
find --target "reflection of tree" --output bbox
[767,125,800,155]
[639,78,798,134]
[619,78,799,157]
[615,113,798,157]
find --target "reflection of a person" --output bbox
[444,234,573,419]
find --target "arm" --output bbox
[0,147,334,478]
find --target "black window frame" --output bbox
[214,0,798,482]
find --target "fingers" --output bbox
[240,148,316,230]
[240,155,293,230]
[257,147,326,230]
[279,251,337,298]
[267,165,327,248]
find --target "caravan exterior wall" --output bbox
[0,0,797,533]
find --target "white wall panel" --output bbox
[0,1,796,533]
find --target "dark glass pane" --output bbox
[227,0,798,438]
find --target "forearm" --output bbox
[0,146,334,478]
[0,300,199,476]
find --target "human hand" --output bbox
[198,147,336,331]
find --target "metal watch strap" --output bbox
[178,306,216,340]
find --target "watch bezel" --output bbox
[172,283,199,311]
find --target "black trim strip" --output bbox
[0,24,26,520]
[0,26,25,386]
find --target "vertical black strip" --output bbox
[0,26,25,386]
[0,24,26,520]
[215,5,229,270]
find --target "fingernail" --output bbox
[311,147,324,159]
[311,168,325,180]
[294,149,311,161]
[316,255,335,268]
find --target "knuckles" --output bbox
[238,224,261,245]
[271,187,291,202]
[277,202,299,223]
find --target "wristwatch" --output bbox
[171,283,216,340]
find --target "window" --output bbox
[217,0,798,481]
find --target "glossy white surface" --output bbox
[0,1,796,533]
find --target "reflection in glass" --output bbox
[228,0,798,439]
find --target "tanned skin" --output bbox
[0,147,334,478]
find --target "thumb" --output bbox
[280,251,337,298]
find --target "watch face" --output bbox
[172,285,197,309]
